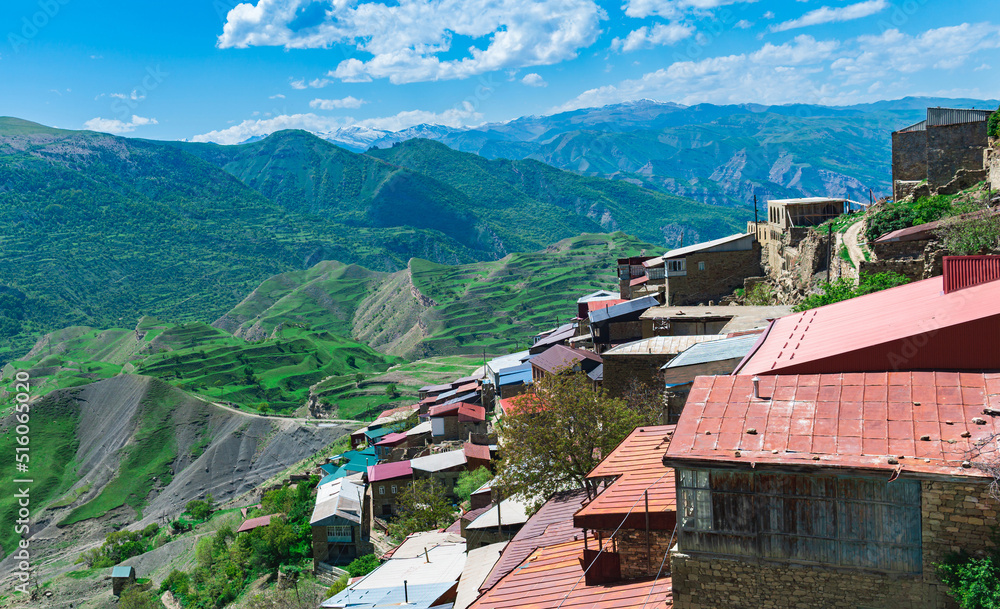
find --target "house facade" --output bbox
[643,233,763,306]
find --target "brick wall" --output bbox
[666,244,763,306]
[670,478,998,609]
[608,528,674,580]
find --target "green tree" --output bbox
[989,107,1000,138]
[185,493,214,521]
[794,272,910,312]
[454,467,493,505]
[385,383,398,398]
[387,479,455,542]
[325,573,350,598]
[345,554,380,577]
[355,373,364,387]
[937,203,1000,256]
[119,586,163,609]
[495,371,661,507]
[938,550,1000,609]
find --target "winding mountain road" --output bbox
[843,219,867,270]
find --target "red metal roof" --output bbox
[453,381,480,394]
[472,538,672,609]
[575,426,677,531]
[429,402,461,417]
[480,489,589,593]
[461,504,493,523]
[587,299,628,312]
[531,344,603,375]
[736,274,1000,376]
[237,513,278,533]
[665,373,1000,478]
[629,275,649,286]
[367,460,413,482]
[458,403,486,422]
[375,432,407,446]
[464,442,491,462]
[498,393,544,416]
[943,255,1000,293]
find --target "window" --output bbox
[698,261,705,271]
[667,260,686,275]
[391,485,397,493]
[677,469,922,574]
[378,485,385,495]
[327,526,352,541]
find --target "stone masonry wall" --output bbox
[602,353,675,398]
[613,528,674,580]
[987,145,1000,191]
[893,130,928,183]
[667,244,763,306]
[670,478,998,609]
[927,121,989,187]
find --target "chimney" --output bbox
[752,376,761,400]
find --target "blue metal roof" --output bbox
[497,362,532,386]
[364,427,395,441]
[588,295,659,324]
[322,582,455,608]
[443,391,479,406]
[318,471,347,486]
[662,333,760,369]
[111,566,135,578]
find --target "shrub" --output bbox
[346,554,381,577]
[795,272,910,311]
[325,573,350,598]
[455,467,493,505]
[989,107,1000,139]
[938,551,1000,609]
[865,203,916,242]
[937,203,1000,255]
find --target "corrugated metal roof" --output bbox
[367,460,413,482]
[532,323,577,350]
[603,334,725,356]
[111,566,135,578]
[660,232,753,261]
[897,119,926,133]
[237,513,278,533]
[443,391,480,406]
[479,488,589,594]
[640,305,792,335]
[464,442,491,462]
[943,255,1000,293]
[466,496,531,530]
[420,383,453,394]
[458,403,486,422]
[588,363,604,382]
[629,275,649,286]
[406,420,432,436]
[586,299,628,312]
[927,107,993,127]
[429,402,461,417]
[577,290,619,304]
[486,351,531,377]
[311,478,364,526]
[735,274,1000,376]
[454,542,508,609]
[411,449,467,473]
[588,295,659,324]
[471,538,673,609]
[375,404,419,421]
[665,373,1000,478]
[531,344,603,374]
[375,432,407,446]
[363,427,395,441]
[767,197,848,206]
[663,334,761,369]
[496,364,532,387]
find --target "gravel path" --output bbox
[844,220,867,270]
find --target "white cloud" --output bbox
[622,0,757,20]
[735,19,752,29]
[83,115,158,134]
[976,63,992,71]
[290,78,307,89]
[190,103,483,145]
[110,89,146,101]
[522,73,547,87]
[309,96,366,109]
[770,0,887,33]
[763,10,774,18]
[219,0,604,84]
[612,22,694,52]
[269,93,286,99]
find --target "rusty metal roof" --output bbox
[575,426,677,531]
[471,538,672,609]
[480,489,589,594]
[943,255,1000,294]
[459,403,486,422]
[464,442,491,462]
[531,344,603,375]
[237,513,278,533]
[665,373,1000,478]
[735,274,1000,376]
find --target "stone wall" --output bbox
[670,478,998,609]
[666,243,763,306]
[987,145,1000,191]
[893,130,928,184]
[927,121,990,187]
[602,352,675,398]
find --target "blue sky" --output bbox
[1,0,998,143]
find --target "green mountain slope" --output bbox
[0,121,742,366]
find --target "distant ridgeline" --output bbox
[0,117,746,364]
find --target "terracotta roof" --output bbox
[429,402,461,417]
[735,274,1000,376]
[471,538,672,609]
[575,426,676,531]
[480,489,589,593]
[531,344,603,375]
[367,461,413,482]
[237,513,279,533]
[458,403,486,422]
[464,442,491,462]
[665,373,1000,478]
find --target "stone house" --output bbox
[458,402,487,439]
[111,565,136,596]
[617,256,658,299]
[642,233,763,306]
[588,295,660,353]
[892,107,993,200]
[366,461,413,517]
[310,477,372,569]
[411,449,472,498]
[600,335,725,399]
[760,197,849,274]
[529,344,603,381]
[663,373,1000,609]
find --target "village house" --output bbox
[617,255,658,299]
[576,289,623,319]
[892,107,994,200]
[589,294,660,352]
[660,333,761,422]
[319,447,379,486]
[759,196,852,274]
[366,461,413,517]
[411,448,478,498]
[463,495,532,550]
[111,566,136,596]
[735,256,1000,376]
[641,233,763,306]
[322,531,467,609]
[529,343,603,381]
[664,372,1000,609]
[639,304,791,338]
[236,513,279,534]
[373,432,407,460]
[310,477,371,568]
[599,334,726,398]
[529,322,577,355]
